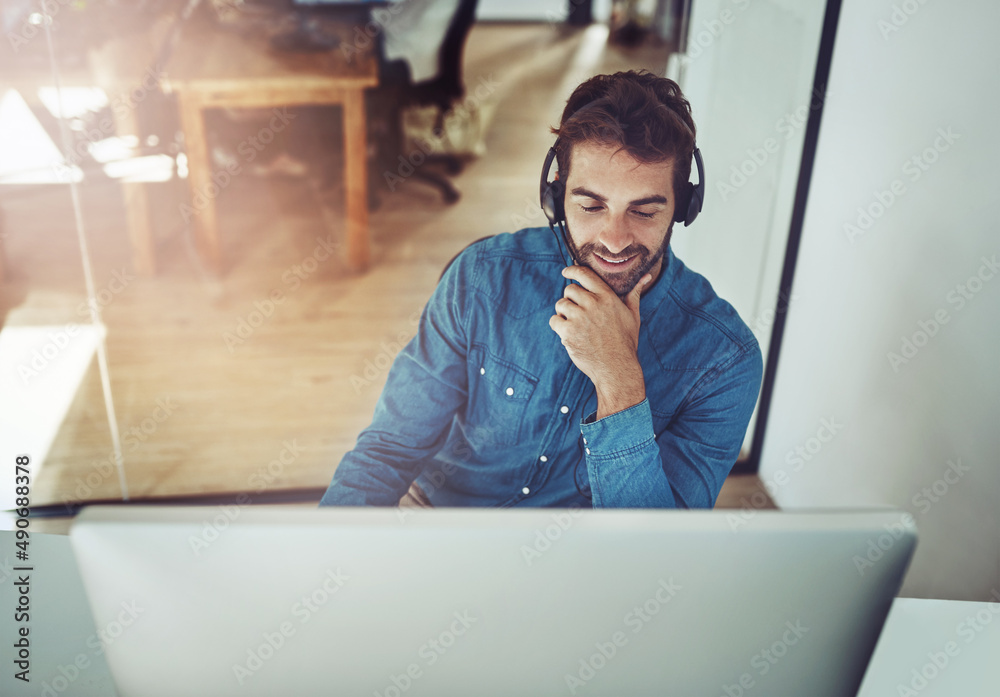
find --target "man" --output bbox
[320,70,762,509]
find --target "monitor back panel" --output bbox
[69,507,916,697]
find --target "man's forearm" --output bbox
[319,439,419,507]
[593,360,646,421]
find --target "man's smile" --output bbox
[593,252,639,271]
[596,253,636,264]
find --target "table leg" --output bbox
[342,89,370,271]
[111,101,157,276]
[88,30,163,276]
[177,94,222,274]
[0,223,6,283]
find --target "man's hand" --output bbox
[549,266,652,420]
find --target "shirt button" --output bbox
[539,455,548,462]
[560,405,569,414]
[480,367,485,375]
[582,437,587,445]
[522,486,530,495]
[505,387,514,396]
[585,448,591,455]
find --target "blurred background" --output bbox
[0,0,997,602]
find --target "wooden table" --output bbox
[161,24,378,274]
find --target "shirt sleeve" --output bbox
[580,342,763,509]
[318,248,473,506]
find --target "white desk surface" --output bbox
[857,595,998,696]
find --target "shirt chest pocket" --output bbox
[466,344,539,447]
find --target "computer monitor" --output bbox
[69,506,916,696]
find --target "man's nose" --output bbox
[599,217,633,255]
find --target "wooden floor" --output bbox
[0,22,775,515]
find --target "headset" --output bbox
[539,106,705,266]
[537,98,706,499]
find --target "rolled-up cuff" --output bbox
[579,398,655,459]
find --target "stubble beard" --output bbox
[564,222,674,299]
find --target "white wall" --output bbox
[668,0,827,452]
[760,0,1000,601]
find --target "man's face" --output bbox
[562,141,676,299]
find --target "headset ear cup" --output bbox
[674,182,694,224]
[541,184,555,223]
[685,180,704,226]
[550,179,566,224]
[540,145,563,226]
[542,182,563,225]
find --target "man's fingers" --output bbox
[554,297,583,319]
[561,282,593,307]
[561,264,611,294]
[549,314,573,348]
[625,274,652,317]
[550,314,575,349]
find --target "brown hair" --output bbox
[551,70,696,204]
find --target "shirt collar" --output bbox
[639,244,678,318]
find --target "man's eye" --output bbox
[632,210,656,219]
[581,205,603,213]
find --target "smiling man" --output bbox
[319,70,763,509]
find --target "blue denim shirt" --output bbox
[319,227,762,509]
